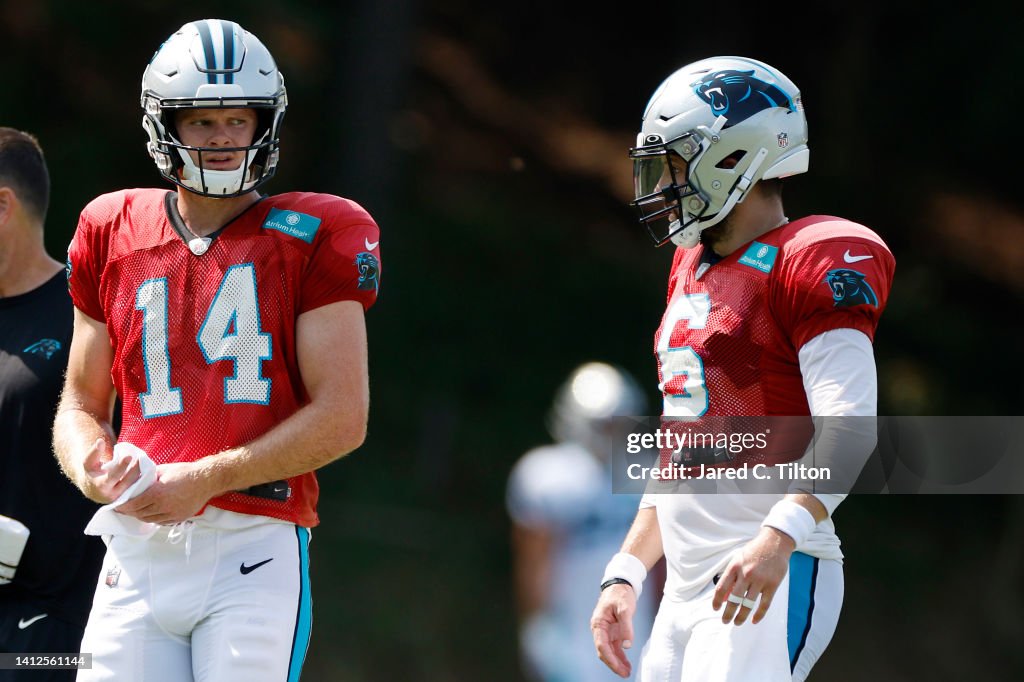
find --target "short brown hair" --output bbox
[0,128,50,223]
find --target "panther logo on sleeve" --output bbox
[825,269,878,307]
[691,70,795,127]
[355,252,379,292]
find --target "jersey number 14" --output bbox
[135,264,273,418]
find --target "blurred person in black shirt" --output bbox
[0,127,105,681]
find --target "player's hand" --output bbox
[81,438,141,503]
[591,583,638,678]
[712,526,795,626]
[115,461,216,525]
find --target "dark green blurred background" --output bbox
[3,1,1023,679]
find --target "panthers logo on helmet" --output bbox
[691,70,794,128]
[825,269,878,308]
[355,252,379,292]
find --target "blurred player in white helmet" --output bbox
[508,362,657,681]
[590,56,895,681]
[54,19,381,681]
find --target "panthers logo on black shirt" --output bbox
[23,338,62,360]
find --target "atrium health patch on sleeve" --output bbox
[261,208,322,243]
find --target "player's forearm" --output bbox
[620,507,664,570]
[196,396,367,495]
[797,328,879,507]
[761,494,828,548]
[56,309,118,495]
[600,507,662,598]
[52,403,115,492]
[784,493,828,523]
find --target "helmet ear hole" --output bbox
[715,151,746,169]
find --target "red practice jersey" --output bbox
[655,215,894,419]
[67,188,381,527]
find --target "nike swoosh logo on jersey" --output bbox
[843,250,873,263]
[365,237,379,250]
[239,558,274,575]
[18,614,48,629]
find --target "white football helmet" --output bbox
[141,19,287,197]
[631,56,808,247]
[547,362,646,455]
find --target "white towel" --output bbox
[83,442,160,538]
[0,515,30,583]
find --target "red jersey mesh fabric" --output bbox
[653,216,894,471]
[68,189,381,527]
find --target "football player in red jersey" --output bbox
[53,19,380,681]
[590,57,894,681]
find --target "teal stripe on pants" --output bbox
[287,527,312,682]
[787,551,818,670]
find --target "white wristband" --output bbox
[762,499,817,548]
[601,552,647,598]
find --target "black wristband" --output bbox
[600,577,633,592]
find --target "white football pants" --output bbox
[637,552,843,682]
[77,508,312,682]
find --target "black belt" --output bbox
[240,481,291,501]
[670,446,735,468]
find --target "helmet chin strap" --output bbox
[669,220,702,248]
[182,166,250,196]
[177,149,251,196]
[669,147,769,248]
